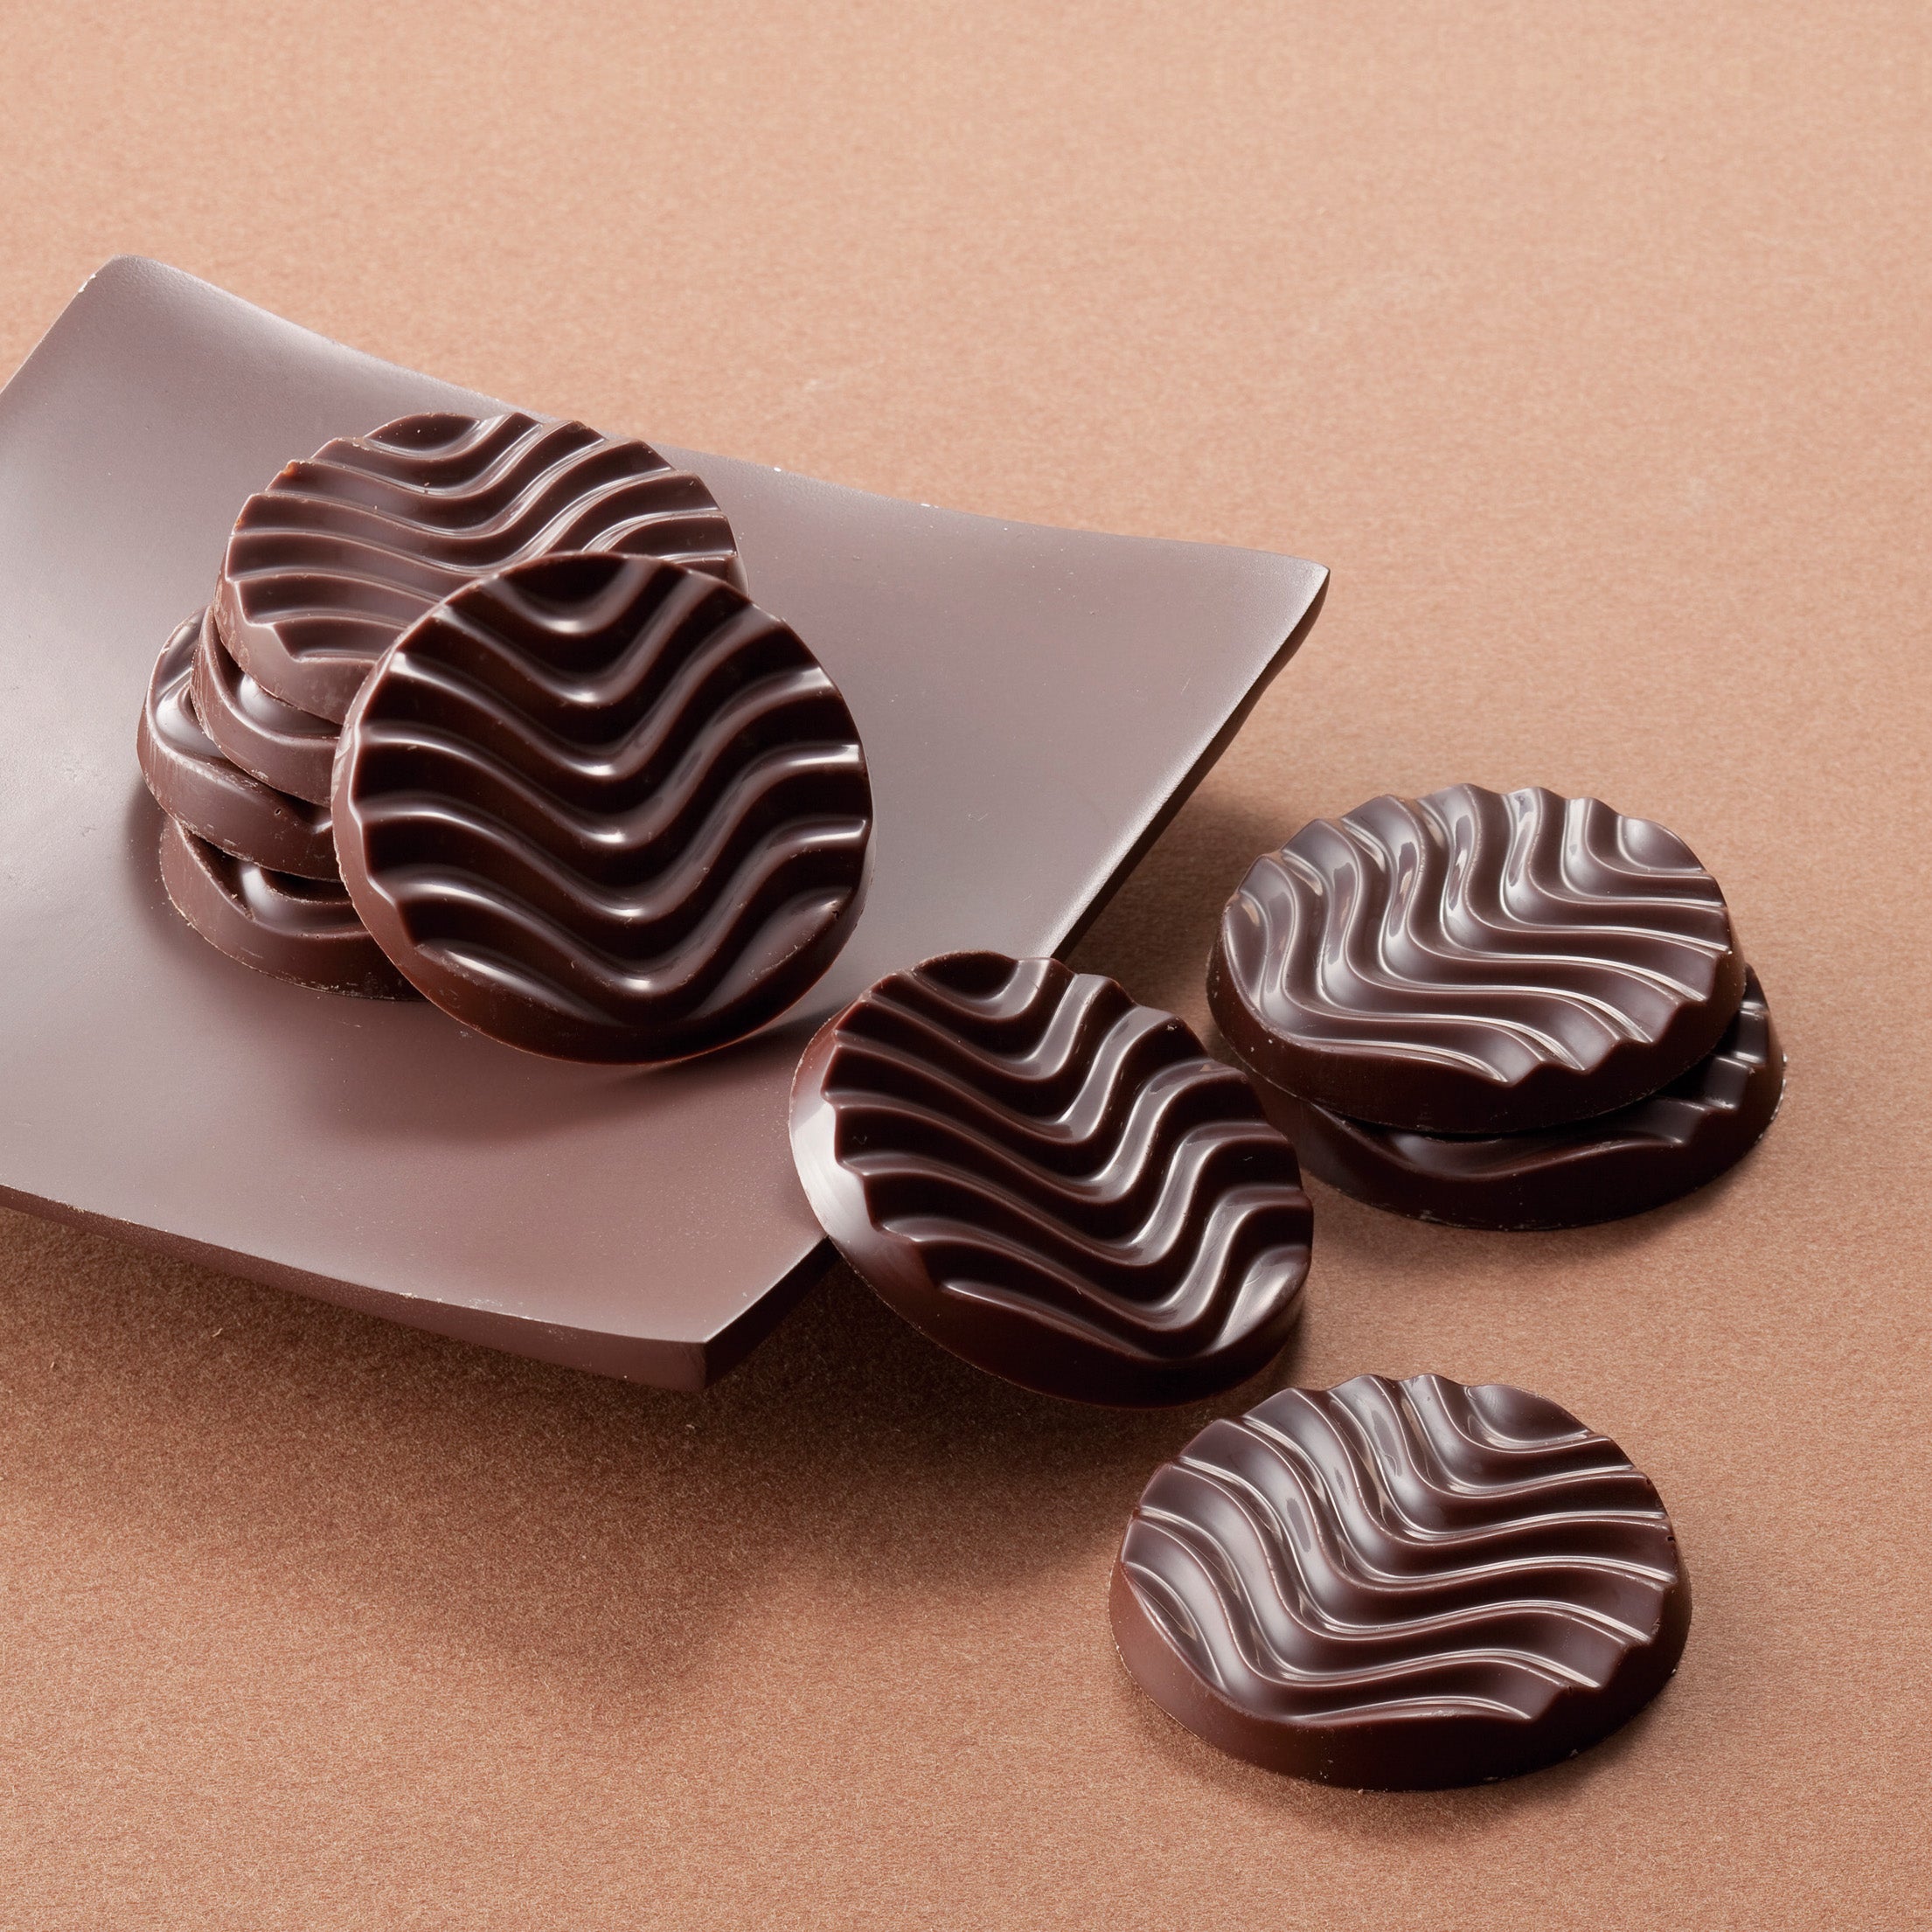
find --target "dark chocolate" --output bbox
[191,605,338,805]
[1261,967,1783,1228]
[157,816,416,999]
[136,613,339,879]
[214,410,744,722]
[1208,784,1745,1134]
[789,951,1312,1406]
[1111,1373,1690,1787]
[332,552,872,1062]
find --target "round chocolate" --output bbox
[136,613,339,879]
[1261,968,1783,1229]
[333,552,872,1063]
[1208,784,1745,1134]
[215,409,745,722]
[789,950,1312,1407]
[191,605,339,805]
[1111,1373,1690,1787]
[158,816,415,999]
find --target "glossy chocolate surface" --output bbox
[1209,784,1745,1134]
[215,410,745,722]
[1111,1373,1690,1787]
[0,258,1324,1387]
[137,612,338,879]
[157,817,415,999]
[191,606,339,804]
[334,552,872,1063]
[1262,968,1783,1229]
[790,952,1311,1406]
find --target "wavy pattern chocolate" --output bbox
[215,410,744,722]
[137,613,338,879]
[191,607,339,805]
[157,817,415,999]
[333,552,872,1062]
[789,951,1312,1406]
[1209,784,1745,1134]
[1261,969,1783,1229]
[1111,1373,1690,1786]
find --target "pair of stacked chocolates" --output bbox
[136,410,873,1064]
[1207,783,1784,1228]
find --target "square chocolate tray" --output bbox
[0,258,1326,1386]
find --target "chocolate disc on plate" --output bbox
[333,552,872,1062]
[158,816,415,999]
[137,613,339,879]
[215,409,745,722]
[1261,968,1784,1229]
[789,951,1312,1407]
[1208,784,1746,1134]
[1111,1373,1690,1787]
[191,606,339,805]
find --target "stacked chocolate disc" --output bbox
[137,409,873,1063]
[1206,783,1783,1227]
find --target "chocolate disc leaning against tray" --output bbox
[1111,1373,1691,1787]
[1258,968,1784,1230]
[1208,784,1746,1134]
[157,817,416,999]
[789,951,1313,1406]
[216,409,745,722]
[191,606,339,805]
[333,552,872,1063]
[136,612,339,879]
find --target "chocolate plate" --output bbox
[0,257,1326,1388]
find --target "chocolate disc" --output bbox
[1261,968,1783,1229]
[1208,784,1746,1134]
[191,606,339,805]
[1111,1373,1690,1787]
[136,613,339,879]
[333,552,872,1063]
[789,951,1312,1407]
[215,410,745,722]
[157,816,416,999]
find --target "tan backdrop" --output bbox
[1,3,1926,1926]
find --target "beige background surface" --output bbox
[1,3,1927,1927]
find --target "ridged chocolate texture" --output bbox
[1209,784,1745,1134]
[215,410,745,723]
[191,607,339,805]
[333,552,872,1063]
[789,951,1313,1407]
[137,613,338,879]
[1261,968,1783,1229]
[157,817,416,999]
[1111,1373,1690,1787]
